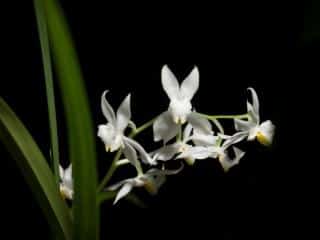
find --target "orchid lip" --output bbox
[256,131,270,146]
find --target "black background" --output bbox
[0,0,315,239]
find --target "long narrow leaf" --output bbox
[40,0,99,239]
[0,98,72,240]
[34,0,60,186]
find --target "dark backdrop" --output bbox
[0,0,314,239]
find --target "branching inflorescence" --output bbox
[59,65,275,204]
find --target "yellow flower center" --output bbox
[178,144,188,153]
[105,145,111,152]
[174,117,186,125]
[256,131,270,146]
[60,187,68,200]
[60,185,72,200]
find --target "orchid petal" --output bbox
[97,124,113,145]
[234,119,254,132]
[169,99,192,124]
[233,147,246,161]
[246,88,260,124]
[248,87,260,116]
[113,183,134,204]
[123,141,140,170]
[218,133,231,139]
[59,164,64,179]
[188,112,212,135]
[124,137,157,165]
[220,147,245,172]
[223,131,248,149]
[161,65,180,100]
[177,146,211,160]
[192,131,219,146]
[258,120,275,145]
[60,185,73,200]
[107,179,129,191]
[152,144,178,161]
[97,124,123,151]
[248,127,258,141]
[128,120,137,131]
[183,124,193,142]
[247,104,260,125]
[64,163,72,179]
[147,163,184,176]
[180,66,199,100]
[116,94,131,131]
[153,111,179,143]
[101,90,116,124]
[219,154,233,172]
[60,164,73,190]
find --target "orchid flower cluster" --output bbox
[59,65,275,204]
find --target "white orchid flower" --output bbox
[219,147,245,172]
[98,91,157,166]
[154,118,218,165]
[210,133,247,172]
[153,65,210,143]
[153,124,194,165]
[162,65,199,124]
[98,90,131,152]
[234,88,275,146]
[107,165,183,204]
[177,132,247,171]
[59,164,73,200]
[190,117,219,147]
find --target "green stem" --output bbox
[198,113,249,120]
[129,116,158,138]
[98,150,122,192]
[34,0,60,186]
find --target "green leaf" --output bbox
[0,98,72,240]
[34,0,60,186]
[40,0,99,239]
